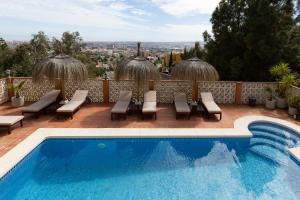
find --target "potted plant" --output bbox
[264,87,276,109]
[10,81,25,107]
[287,96,300,116]
[270,63,298,109]
[275,84,288,108]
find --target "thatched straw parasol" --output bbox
[32,55,88,99]
[115,42,159,101]
[172,57,219,101]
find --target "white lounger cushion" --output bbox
[57,101,83,113]
[174,93,190,113]
[200,92,221,113]
[143,91,157,113]
[0,116,24,126]
[111,91,132,114]
[119,91,132,102]
[23,90,61,112]
[175,102,191,113]
[142,102,157,113]
[144,91,156,102]
[202,101,221,113]
[70,90,89,101]
[57,90,88,113]
[111,101,131,114]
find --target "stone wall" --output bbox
[0,78,8,104]
[13,78,55,102]
[65,79,103,103]
[2,78,283,105]
[109,80,148,102]
[241,82,278,104]
[155,81,193,103]
[198,81,236,104]
[290,86,300,96]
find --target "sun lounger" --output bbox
[142,91,157,120]
[111,91,132,120]
[0,116,24,134]
[174,93,191,119]
[200,92,222,120]
[22,90,61,117]
[56,90,89,119]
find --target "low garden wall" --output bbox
[0,78,9,104]
[290,86,300,96]
[240,82,278,104]
[1,77,296,105]
[198,81,236,104]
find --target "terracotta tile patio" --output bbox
[0,102,299,157]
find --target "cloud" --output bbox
[0,0,215,41]
[151,0,220,16]
[155,23,211,41]
[0,0,145,28]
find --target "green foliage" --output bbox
[287,95,300,109]
[270,62,292,81]
[90,67,107,78]
[52,31,84,56]
[204,0,299,81]
[270,62,299,97]
[182,42,204,60]
[30,31,50,62]
[0,31,98,78]
[10,81,25,98]
[264,86,274,101]
[168,51,173,68]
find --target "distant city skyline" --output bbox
[0,0,220,42]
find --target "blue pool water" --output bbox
[0,123,300,199]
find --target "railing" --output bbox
[2,77,300,105]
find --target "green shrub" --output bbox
[270,62,291,81]
[10,81,25,98]
[287,96,300,109]
[270,63,299,98]
[264,87,274,100]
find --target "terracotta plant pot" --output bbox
[11,96,25,107]
[265,99,276,110]
[288,106,297,116]
[276,97,287,109]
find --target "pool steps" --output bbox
[249,123,300,165]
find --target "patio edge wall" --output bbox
[0,78,9,104]
[1,77,291,105]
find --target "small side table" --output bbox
[190,102,198,115]
[130,101,143,115]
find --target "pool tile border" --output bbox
[0,116,299,178]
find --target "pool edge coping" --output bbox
[0,115,299,178]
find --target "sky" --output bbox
[0,0,220,42]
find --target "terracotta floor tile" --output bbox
[0,102,299,156]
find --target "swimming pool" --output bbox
[0,121,300,199]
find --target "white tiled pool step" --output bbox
[250,145,289,165]
[250,138,289,153]
[251,131,295,147]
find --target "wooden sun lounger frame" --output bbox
[0,119,23,134]
[173,93,191,120]
[56,90,89,120]
[111,91,132,121]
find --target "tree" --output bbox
[52,31,84,56]
[204,0,299,81]
[0,38,14,77]
[204,0,246,80]
[181,42,204,60]
[30,31,50,62]
[11,43,34,77]
[168,51,173,69]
